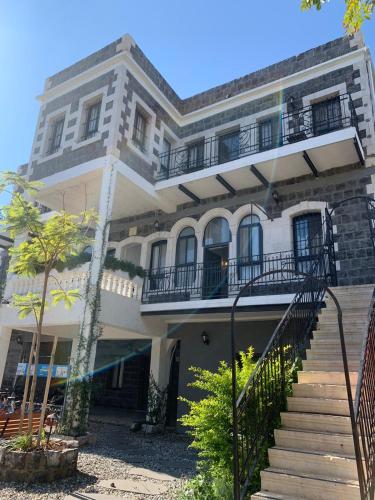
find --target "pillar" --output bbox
[147,336,175,427]
[0,328,12,388]
[62,162,117,435]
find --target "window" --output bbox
[106,248,116,258]
[160,137,171,174]
[237,215,263,280]
[175,227,197,287]
[218,130,240,164]
[259,115,282,151]
[312,96,342,135]
[149,240,167,290]
[293,213,322,273]
[204,217,231,246]
[48,117,64,155]
[133,109,148,151]
[187,140,204,171]
[84,101,101,140]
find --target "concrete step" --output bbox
[275,428,354,455]
[297,371,358,386]
[319,304,370,319]
[287,396,349,416]
[303,359,360,372]
[252,492,301,500]
[280,412,352,434]
[260,468,360,500]
[310,338,362,349]
[305,349,360,361]
[292,383,356,400]
[317,320,368,329]
[312,331,365,341]
[268,447,358,481]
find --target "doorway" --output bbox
[203,245,229,299]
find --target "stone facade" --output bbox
[109,162,375,287]
[27,32,372,185]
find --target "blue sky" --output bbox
[0,0,374,178]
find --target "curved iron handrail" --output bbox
[230,261,362,498]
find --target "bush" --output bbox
[37,252,146,278]
[179,348,257,498]
[178,347,300,498]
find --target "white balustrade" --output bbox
[5,269,142,301]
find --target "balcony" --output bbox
[141,247,333,306]
[158,94,360,181]
[155,94,364,209]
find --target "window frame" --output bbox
[175,227,197,288]
[204,217,231,247]
[47,117,65,155]
[132,109,148,152]
[149,240,168,291]
[83,100,102,140]
[258,114,282,151]
[237,215,263,280]
[312,95,342,136]
[218,129,240,164]
[293,212,323,273]
[186,140,205,172]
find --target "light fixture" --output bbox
[272,190,280,204]
[201,331,210,346]
[154,220,160,231]
[16,335,23,345]
[288,95,295,109]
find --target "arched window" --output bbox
[175,227,197,287]
[204,217,231,247]
[237,214,263,280]
[149,240,167,290]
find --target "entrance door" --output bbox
[203,245,229,299]
[202,217,231,299]
[293,213,322,273]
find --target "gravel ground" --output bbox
[0,422,196,499]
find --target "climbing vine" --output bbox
[60,167,116,436]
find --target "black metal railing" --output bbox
[353,294,375,499]
[157,93,358,180]
[231,214,336,498]
[141,246,334,304]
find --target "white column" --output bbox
[0,328,12,387]
[78,163,118,377]
[64,163,117,433]
[149,337,175,391]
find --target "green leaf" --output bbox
[50,288,81,309]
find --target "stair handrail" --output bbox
[231,239,334,499]
[353,290,375,499]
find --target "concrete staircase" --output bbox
[252,284,374,500]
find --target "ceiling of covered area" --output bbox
[155,129,362,207]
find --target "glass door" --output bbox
[149,240,167,290]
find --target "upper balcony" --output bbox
[155,94,364,206]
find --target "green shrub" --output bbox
[28,252,146,278]
[178,347,300,498]
[8,433,34,451]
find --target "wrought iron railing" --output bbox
[157,93,358,180]
[231,215,336,498]
[141,246,333,304]
[353,294,375,499]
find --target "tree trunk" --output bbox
[19,331,37,432]
[27,269,50,434]
[37,335,58,445]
